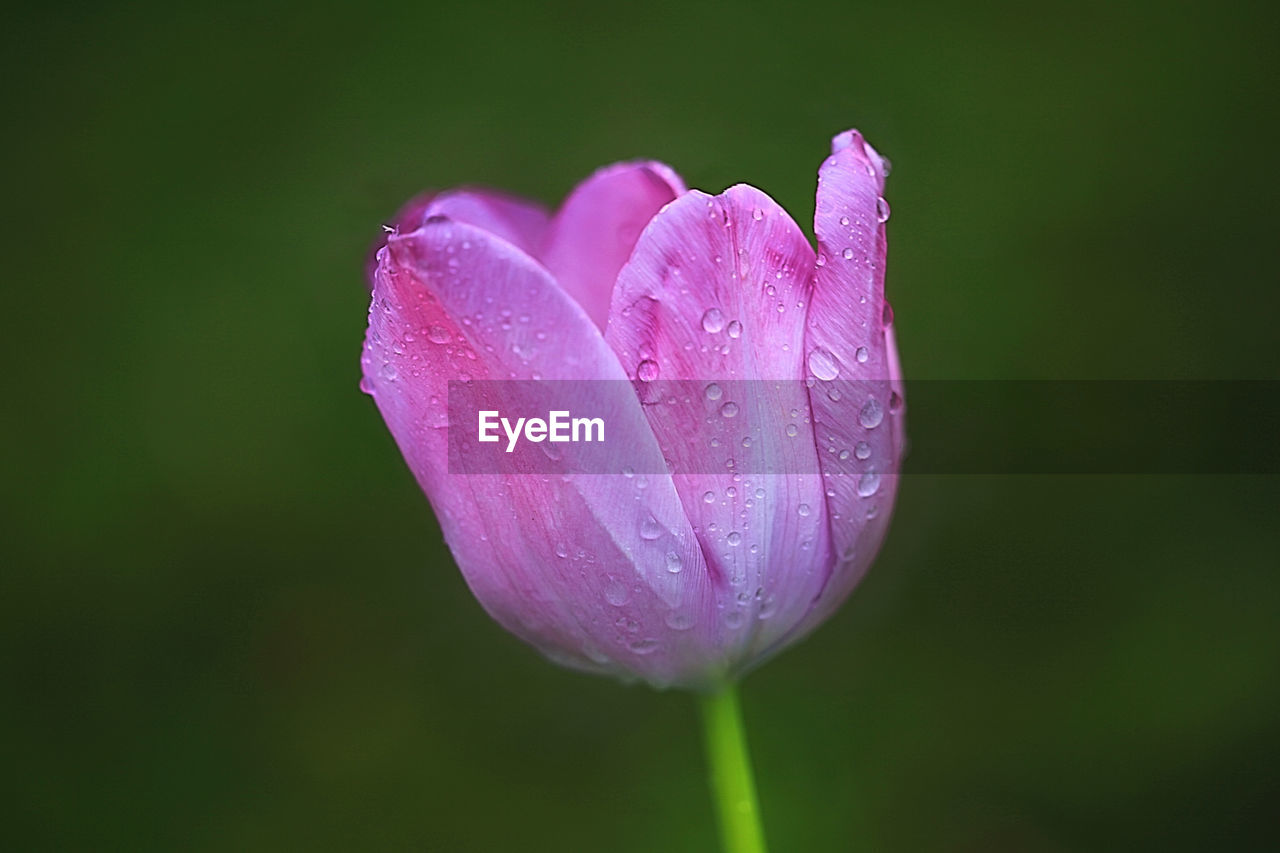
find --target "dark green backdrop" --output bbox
[5,1,1278,850]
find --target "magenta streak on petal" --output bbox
[604,185,834,670]
[361,217,728,688]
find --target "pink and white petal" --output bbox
[540,161,686,330]
[798,129,905,633]
[362,218,722,688]
[604,185,833,668]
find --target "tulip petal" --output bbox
[798,129,905,632]
[540,161,686,329]
[362,217,725,687]
[406,188,550,257]
[365,188,550,287]
[604,185,833,667]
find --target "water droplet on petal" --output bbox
[876,196,891,223]
[855,346,869,363]
[807,347,840,381]
[785,423,799,437]
[701,307,725,333]
[726,320,743,339]
[855,441,872,460]
[665,550,683,573]
[842,248,855,260]
[798,503,811,517]
[605,579,629,606]
[636,359,660,382]
[379,362,398,381]
[703,490,716,504]
[639,514,663,540]
[858,398,885,429]
[720,401,739,418]
[751,207,764,221]
[628,637,660,655]
[665,611,694,630]
[704,382,723,401]
[727,531,742,546]
[857,472,882,497]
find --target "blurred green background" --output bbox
[5,0,1278,850]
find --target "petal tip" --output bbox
[830,128,890,181]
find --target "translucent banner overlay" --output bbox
[446,380,1279,475]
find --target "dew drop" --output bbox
[639,514,663,540]
[751,207,764,221]
[703,490,716,504]
[855,346,869,363]
[636,359,660,382]
[628,637,660,655]
[876,196,891,223]
[807,347,840,381]
[665,611,694,630]
[798,503,811,517]
[701,307,725,334]
[785,423,799,437]
[704,382,723,401]
[665,550,684,573]
[842,248,855,260]
[858,398,884,429]
[604,579,629,606]
[727,531,742,546]
[839,215,850,226]
[856,472,882,497]
[720,401,739,418]
[379,362,398,381]
[855,441,871,460]
[726,320,743,339]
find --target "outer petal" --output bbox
[604,185,833,672]
[540,161,686,329]
[365,188,550,286]
[798,129,905,632]
[362,217,722,688]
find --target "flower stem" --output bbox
[699,682,768,853]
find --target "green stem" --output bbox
[699,682,768,853]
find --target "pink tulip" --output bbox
[361,130,904,690]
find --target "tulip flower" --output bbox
[361,129,903,852]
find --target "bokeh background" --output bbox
[5,0,1278,849]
